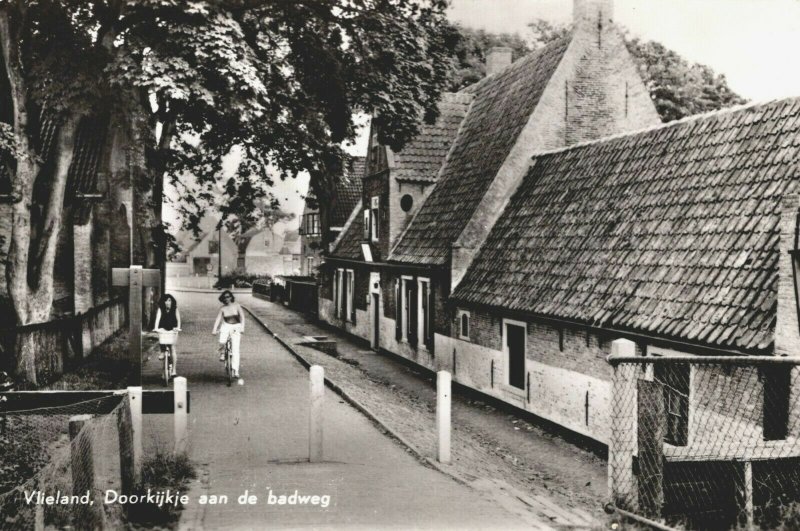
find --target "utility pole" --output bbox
[218,223,222,278]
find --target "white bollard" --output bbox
[127,386,143,483]
[437,370,452,464]
[309,365,324,462]
[173,377,188,455]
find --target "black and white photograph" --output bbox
[1,0,800,529]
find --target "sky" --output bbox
[166,0,800,239]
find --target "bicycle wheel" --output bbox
[225,339,233,387]
[163,347,171,386]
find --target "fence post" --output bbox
[174,377,188,455]
[117,395,135,495]
[638,379,666,519]
[127,386,143,484]
[609,338,639,511]
[437,370,452,464]
[69,414,105,530]
[309,365,324,462]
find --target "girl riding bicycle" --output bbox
[211,290,245,384]
[154,294,182,377]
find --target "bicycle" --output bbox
[223,335,233,387]
[157,328,180,386]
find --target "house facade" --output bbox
[299,157,364,276]
[320,0,660,428]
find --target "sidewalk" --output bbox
[143,291,536,530]
[241,294,606,528]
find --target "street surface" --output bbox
[143,290,538,529]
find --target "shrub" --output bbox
[124,451,196,527]
[213,271,268,289]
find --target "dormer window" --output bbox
[371,196,380,243]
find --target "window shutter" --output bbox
[408,281,418,346]
[333,271,339,318]
[395,279,402,341]
[426,283,435,352]
[349,270,356,323]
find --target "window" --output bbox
[654,362,690,446]
[763,366,791,441]
[400,194,414,212]
[303,213,320,236]
[346,269,355,322]
[363,209,370,240]
[335,269,343,318]
[458,310,470,340]
[402,277,414,342]
[418,278,432,350]
[371,196,380,242]
[208,239,219,254]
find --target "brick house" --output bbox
[320,0,659,369]
[447,97,800,445]
[299,157,364,276]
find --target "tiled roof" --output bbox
[328,200,364,260]
[330,157,364,227]
[393,92,473,183]
[389,36,571,265]
[451,98,800,353]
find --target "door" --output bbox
[506,323,526,390]
[372,293,380,349]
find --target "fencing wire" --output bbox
[609,359,800,530]
[0,394,126,530]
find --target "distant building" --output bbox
[299,157,364,276]
[242,228,285,276]
[171,216,237,278]
[280,230,302,275]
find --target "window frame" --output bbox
[458,310,470,341]
[401,275,413,342]
[346,269,355,323]
[370,196,380,243]
[363,208,370,240]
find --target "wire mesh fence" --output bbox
[608,351,800,530]
[0,394,129,530]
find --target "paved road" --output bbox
[144,291,534,530]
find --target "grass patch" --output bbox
[125,452,197,529]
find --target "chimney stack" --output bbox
[574,0,614,40]
[485,47,513,77]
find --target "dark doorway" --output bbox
[506,323,526,390]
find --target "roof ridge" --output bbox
[529,95,800,159]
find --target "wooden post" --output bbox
[638,379,666,520]
[740,461,754,528]
[309,365,324,462]
[69,414,105,530]
[173,376,188,455]
[117,395,135,495]
[609,338,639,511]
[127,386,143,484]
[112,266,160,384]
[437,371,452,464]
[128,266,143,364]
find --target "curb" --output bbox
[241,305,469,488]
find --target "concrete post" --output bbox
[127,386,143,484]
[437,371,452,464]
[173,377,188,455]
[608,338,639,511]
[309,366,324,462]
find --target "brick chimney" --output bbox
[573,0,614,44]
[486,47,512,76]
[775,195,800,357]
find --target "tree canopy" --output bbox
[0,0,458,326]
